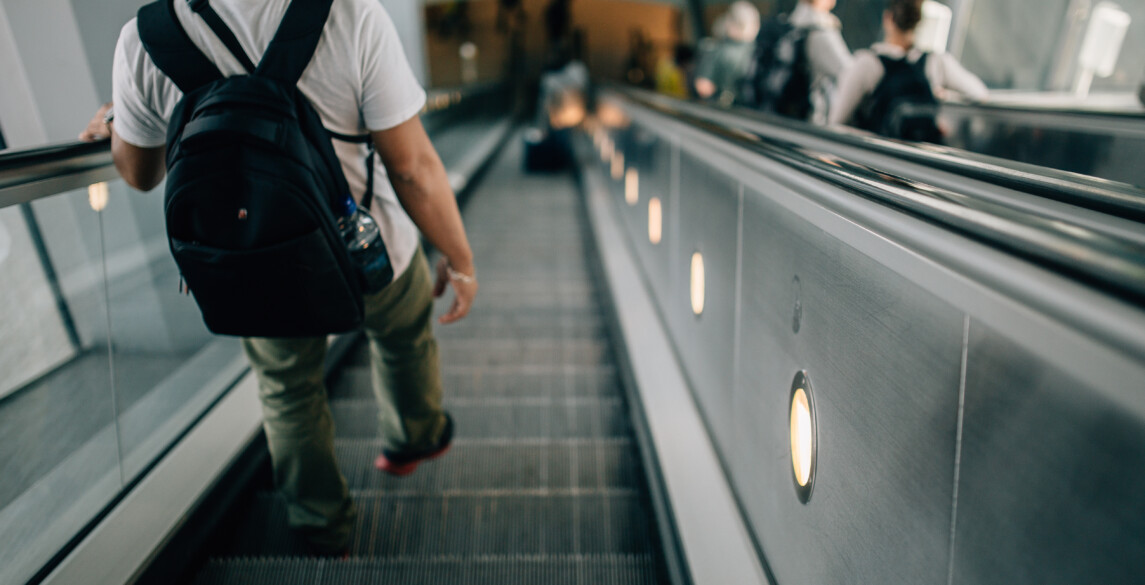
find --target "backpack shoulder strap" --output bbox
[255,0,336,85]
[137,0,223,94]
[188,0,257,73]
[912,52,930,74]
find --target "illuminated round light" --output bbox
[625,168,639,206]
[690,252,705,316]
[789,371,816,504]
[611,152,625,180]
[648,197,662,245]
[88,182,109,212]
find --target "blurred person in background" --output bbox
[623,28,656,87]
[829,0,986,142]
[739,0,852,123]
[656,44,697,99]
[695,1,760,106]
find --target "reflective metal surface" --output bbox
[942,100,1145,189]
[953,322,1145,584]
[733,183,963,584]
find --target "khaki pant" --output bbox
[241,246,447,552]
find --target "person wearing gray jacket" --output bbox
[790,0,853,123]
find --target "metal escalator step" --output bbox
[192,554,661,585]
[330,365,620,400]
[432,316,609,342]
[437,339,613,368]
[330,398,630,439]
[336,439,640,492]
[342,317,608,369]
[228,492,659,557]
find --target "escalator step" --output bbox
[329,365,620,400]
[227,492,658,557]
[336,439,640,491]
[341,323,611,369]
[436,338,614,368]
[330,398,630,439]
[433,318,610,341]
[192,555,660,585]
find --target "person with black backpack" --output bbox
[80,0,477,556]
[738,0,851,124]
[829,0,987,142]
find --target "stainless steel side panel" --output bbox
[661,152,741,453]
[598,91,1145,585]
[733,183,964,584]
[615,128,676,311]
[952,322,1145,584]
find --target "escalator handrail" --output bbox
[629,88,1145,222]
[0,82,509,210]
[607,88,1145,306]
[940,96,1145,121]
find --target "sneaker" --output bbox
[374,413,454,476]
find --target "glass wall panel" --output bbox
[961,0,1143,94]
[0,175,248,584]
[97,182,243,481]
[0,186,118,585]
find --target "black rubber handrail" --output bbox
[627,89,1145,222]
[0,140,113,188]
[610,89,1145,306]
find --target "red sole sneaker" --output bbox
[374,414,453,476]
[374,442,451,476]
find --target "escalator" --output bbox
[187,136,671,584]
[11,79,1145,585]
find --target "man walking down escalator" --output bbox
[80,0,477,556]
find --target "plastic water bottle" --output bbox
[338,195,393,294]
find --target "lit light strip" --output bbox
[691,252,705,315]
[611,152,625,180]
[625,168,639,206]
[648,197,662,244]
[88,182,109,212]
[790,371,817,504]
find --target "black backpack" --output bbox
[738,15,814,120]
[856,53,943,143]
[137,0,383,337]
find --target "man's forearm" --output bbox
[389,154,474,273]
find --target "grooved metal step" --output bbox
[329,398,629,439]
[336,439,640,491]
[226,492,658,557]
[330,365,620,400]
[192,555,660,585]
[434,320,610,341]
[435,338,614,368]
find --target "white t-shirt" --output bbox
[112,0,427,277]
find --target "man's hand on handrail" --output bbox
[79,102,166,191]
[79,103,114,142]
